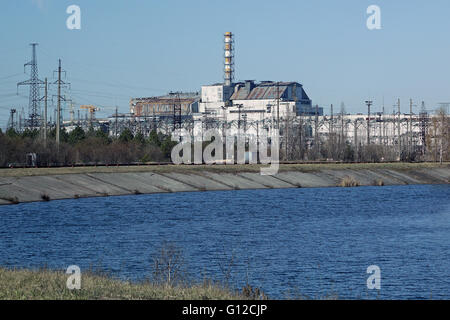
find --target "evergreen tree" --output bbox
[6,128,18,138]
[21,128,39,139]
[95,129,110,144]
[119,128,134,143]
[160,135,177,159]
[68,126,86,145]
[49,128,69,143]
[133,132,145,144]
[148,129,160,146]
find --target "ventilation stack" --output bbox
[224,32,234,86]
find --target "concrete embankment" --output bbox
[0,163,449,205]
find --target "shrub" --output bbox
[338,176,360,187]
[151,241,186,287]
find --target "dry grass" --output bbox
[0,267,244,300]
[338,176,360,187]
[0,162,447,178]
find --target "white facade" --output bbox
[198,81,312,121]
[198,84,234,115]
[227,100,297,122]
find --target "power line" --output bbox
[69,77,169,93]
[0,73,23,81]
[69,89,132,99]
[0,93,19,98]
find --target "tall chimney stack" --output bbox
[224,32,234,86]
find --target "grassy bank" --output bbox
[0,268,245,300]
[0,162,448,178]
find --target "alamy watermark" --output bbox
[170,128,280,175]
[66,5,81,30]
[366,265,381,290]
[63,263,381,292]
[65,5,382,31]
[367,5,382,30]
[65,5,381,30]
[66,265,81,290]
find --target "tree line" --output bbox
[0,108,448,167]
[280,108,449,163]
[0,127,177,167]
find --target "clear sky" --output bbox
[0,0,449,128]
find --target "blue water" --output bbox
[0,184,449,299]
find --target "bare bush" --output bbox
[241,283,267,300]
[338,176,360,187]
[151,241,186,287]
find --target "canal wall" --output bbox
[0,165,449,205]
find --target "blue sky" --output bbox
[0,0,449,128]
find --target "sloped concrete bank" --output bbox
[0,165,449,205]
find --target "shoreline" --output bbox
[0,267,245,300]
[0,162,449,205]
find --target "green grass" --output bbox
[0,268,245,300]
[0,162,448,178]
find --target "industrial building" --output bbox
[130,92,200,119]
[199,80,318,118]
[198,33,319,122]
[124,32,320,140]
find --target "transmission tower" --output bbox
[52,59,70,147]
[17,43,44,129]
[419,101,428,155]
[38,78,49,146]
[171,91,182,130]
[7,109,17,130]
[365,100,373,145]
